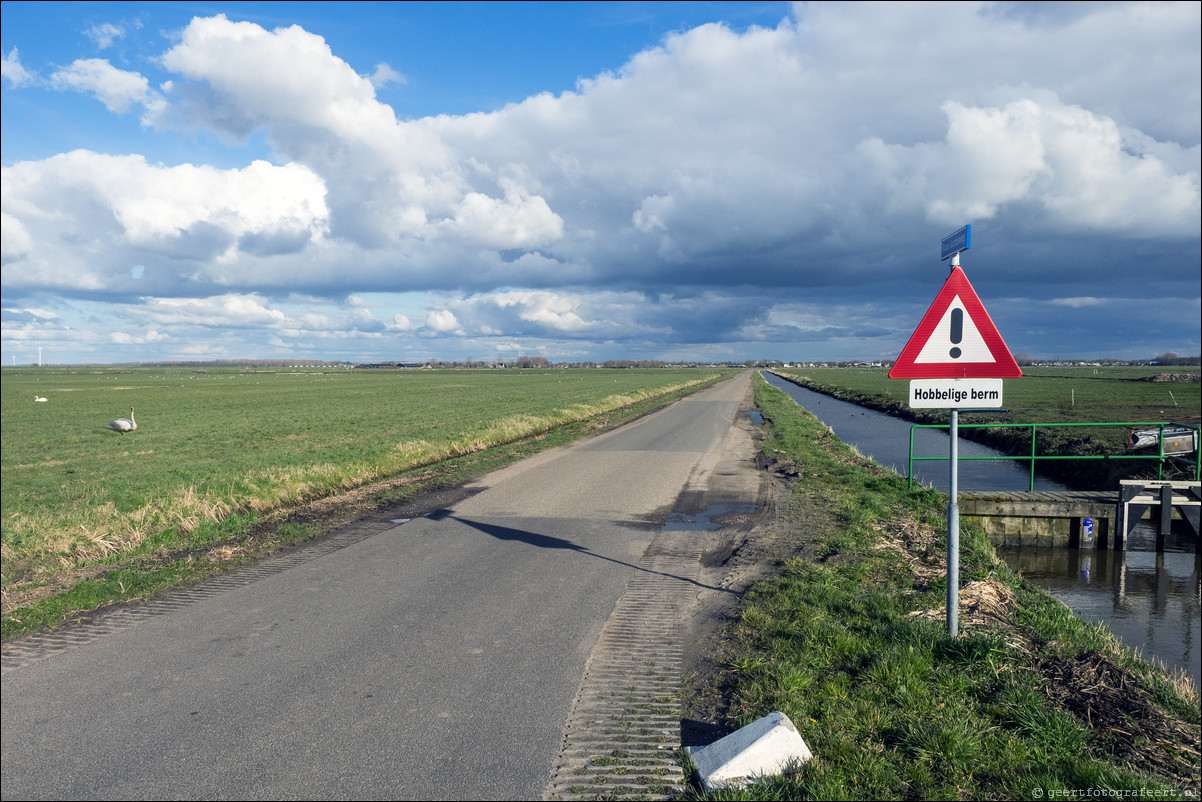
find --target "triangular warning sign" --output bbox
[889,267,1021,379]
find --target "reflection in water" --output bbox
[999,539,1201,683]
[761,371,1201,684]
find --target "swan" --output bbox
[34,396,47,402]
[105,407,137,434]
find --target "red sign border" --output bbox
[889,267,1021,379]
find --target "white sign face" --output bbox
[909,379,1004,408]
[912,296,993,364]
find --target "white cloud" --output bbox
[0,213,33,265]
[922,99,1201,233]
[925,100,1051,221]
[2,306,60,321]
[153,15,467,246]
[442,289,673,341]
[425,309,462,333]
[1049,297,1108,308]
[115,294,397,344]
[492,291,586,331]
[441,188,564,250]
[2,48,33,87]
[111,329,167,344]
[632,196,672,233]
[157,16,394,139]
[368,62,405,88]
[388,314,413,332]
[86,23,126,49]
[133,294,288,328]
[50,58,154,113]
[2,152,328,292]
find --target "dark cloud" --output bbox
[238,228,313,257]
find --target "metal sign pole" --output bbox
[948,407,959,638]
[945,250,961,638]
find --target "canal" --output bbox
[761,371,1201,685]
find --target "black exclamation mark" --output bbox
[949,308,963,359]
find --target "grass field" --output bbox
[2,366,731,605]
[772,365,1202,486]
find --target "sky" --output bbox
[2,1,1199,366]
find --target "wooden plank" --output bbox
[1128,495,1200,505]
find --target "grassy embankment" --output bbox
[771,366,1201,488]
[680,372,1199,800]
[1,366,733,639]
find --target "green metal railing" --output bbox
[907,421,1201,490]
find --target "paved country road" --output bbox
[2,372,765,801]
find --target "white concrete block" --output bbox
[685,711,814,790]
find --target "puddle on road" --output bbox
[663,503,758,532]
[741,409,764,426]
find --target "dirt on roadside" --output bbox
[676,457,837,742]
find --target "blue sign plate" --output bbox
[940,225,971,261]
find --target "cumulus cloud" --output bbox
[441,188,564,250]
[133,294,288,328]
[111,329,167,345]
[388,314,414,332]
[2,152,328,293]
[425,309,462,334]
[152,15,469,246]
[86,22,126,49]
[50,58,154,113]
[449,290,614,337]
[2,48,33,87]
[368,62,405,88]
[920,99,1201,233]
[0,213,33,265]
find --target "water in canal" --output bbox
[761,371,1201,684]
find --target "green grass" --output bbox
[2,365,732,628]
[679,372,1199,800]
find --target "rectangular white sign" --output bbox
[909,379,1003,408]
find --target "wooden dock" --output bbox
[1119,480,1201,551]
[960,482,1200,551]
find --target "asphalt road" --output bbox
[1,371,761,801]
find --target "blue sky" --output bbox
[2,1,1199,365]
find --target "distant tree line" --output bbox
[1151,352,1201,366]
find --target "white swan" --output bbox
[105,407,137,434]
[34,396,47,402]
